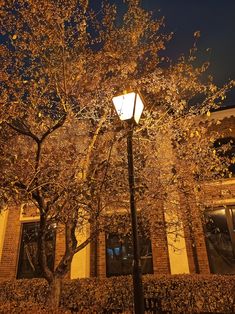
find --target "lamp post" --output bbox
[112,91,145,314]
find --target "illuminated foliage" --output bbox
[0,0,234,307]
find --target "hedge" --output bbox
[0,274,234,313]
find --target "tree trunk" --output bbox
[47,276,62,309]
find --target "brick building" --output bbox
[0,107,234,280]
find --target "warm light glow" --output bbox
[112,91,144,124]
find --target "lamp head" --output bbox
[112,91,144,124]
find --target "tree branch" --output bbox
[40,114,67,142]
[7,120,40,143]
[81,109,109,180]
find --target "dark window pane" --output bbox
[204,207,235,274]
[106,233,153,277]
[232,208,235,231]
[17,222,56,279]
[214,137,235,177]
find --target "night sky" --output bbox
[143,0,235,105]
[2,0,235,104]
[143,0,235,83]
[92,0,235,105]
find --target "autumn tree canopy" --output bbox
[0,0,234,307]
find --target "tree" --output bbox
[0,0,234,308]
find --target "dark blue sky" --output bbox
[142,0,235,84]
[142,0,235,104]
[92,0,235,104]
[2,0,234,104]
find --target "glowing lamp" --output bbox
[112,91,144,124]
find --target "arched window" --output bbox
[214,137,235,177]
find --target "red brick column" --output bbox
[54,224,66,270]
[180,194,210,274]
[97,232,106,278]
[151,205,171,274]
[54,224,73,280]
[151,233,170,274]
[183,223,210,274]
[0,207,21,280]
[90,237,98,277]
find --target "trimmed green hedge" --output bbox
[0,274,234,313]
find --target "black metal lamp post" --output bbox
[112,91,145,314]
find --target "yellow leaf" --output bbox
[194,31,200,38]
[12,34,17,40]
[207,111,211,117]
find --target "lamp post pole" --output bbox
[112,90,145,314]
[127,123,145,314]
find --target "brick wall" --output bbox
[0,112,234,280]
[90,237,98,277]
[96,232,106,278]
[0,207,21,280]
[182,111,235,274]
[151,205,171,274]
[151,233,170,274]
[93,227,171,277]
[0,208,68,281]
[180,192,210,274]
[207,115,235,138]
[54,224,66,270]
[203,180,235,204]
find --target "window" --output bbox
[204,206,235,274]
[106,233,153,277]
[17,222,56,279]
[214,137,235,177]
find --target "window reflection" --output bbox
[106,233,153,277]
[205,206,235,274]
[17,222,56,279]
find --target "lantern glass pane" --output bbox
[134,94,144,124]
[112,92,135,121]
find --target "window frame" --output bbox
[214,137,235,177]
[204,205,235,274]
[17,221,56,279]
[105,232,153,277]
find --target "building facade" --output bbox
[0,108,234,281]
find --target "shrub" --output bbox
[61,276,133,312]
[0,274,234,313]
[143,274,235,313]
